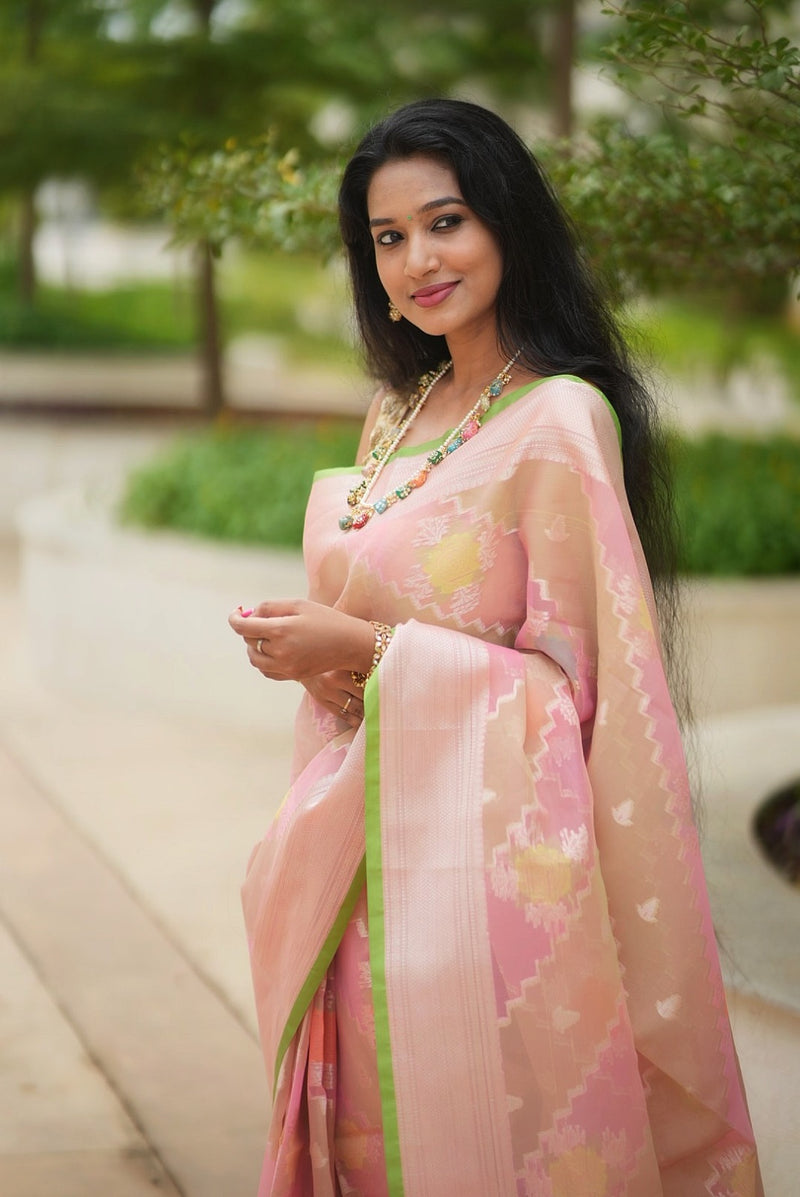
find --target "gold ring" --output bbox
[343,695,352,712]
[256,638,264,654]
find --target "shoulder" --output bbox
[505,374,624,486]
[356,382,414,463]
[527,375,621,448]
[355,386,388,463]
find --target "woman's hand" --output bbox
[228,599,375,683]
[301,670,365,728]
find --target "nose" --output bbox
[403,231,439,280]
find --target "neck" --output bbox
[444,331,512,395]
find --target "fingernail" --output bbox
[240,607,254,617]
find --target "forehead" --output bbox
[366,155,461,216]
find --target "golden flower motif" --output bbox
[728,1153,759,1193]
[549,1144,608,1197]
[513,844,574,904]
[421,531,482,595]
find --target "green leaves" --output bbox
[140,136,343,258]
[601,0,799,148]
[541,122,799,298]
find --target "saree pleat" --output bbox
[243,376,762,1196]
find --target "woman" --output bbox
[230,99,761,1196]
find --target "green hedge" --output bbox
[120,420,361,548]
[670,433,800,576]
[121,423,800,575]
[0,260,196,351]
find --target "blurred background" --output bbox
[0,2,798,1195]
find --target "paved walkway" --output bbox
[0,350,368,420]
[0,541,284,1196]
[2,346,799,433]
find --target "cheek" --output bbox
[374,255,396,292]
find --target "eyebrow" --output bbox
[368,195,467,228]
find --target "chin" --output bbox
[407,308,464,339]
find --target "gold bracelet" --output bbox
[351,622,395,688]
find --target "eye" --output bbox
[432,213,463,231]
[375,229,402,247]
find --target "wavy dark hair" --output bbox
[338,97,685,689]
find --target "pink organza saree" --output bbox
[242,376,762,1196]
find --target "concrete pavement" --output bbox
[0,541,285,1195]
[0,350,368,420]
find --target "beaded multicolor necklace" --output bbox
[339,350,521,532]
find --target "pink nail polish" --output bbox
[240,607,254,617]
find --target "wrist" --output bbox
[349,617,378,676]
[351,621,395,688]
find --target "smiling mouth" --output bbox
[411,282,458,308]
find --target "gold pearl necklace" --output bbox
[339,350,521,532]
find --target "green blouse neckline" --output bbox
[313,373,621,480]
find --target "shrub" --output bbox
[0,260,195,351]
[670,434,800,576]
[120,420,361,548]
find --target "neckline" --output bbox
[391,372,621,456]
[312,373,621,481]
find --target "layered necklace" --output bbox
[339,349,521,532]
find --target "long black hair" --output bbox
[338,97,684,685]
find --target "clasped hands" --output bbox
[228,598,376,729]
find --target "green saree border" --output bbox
[364,671,405,1197]
[272,855,366,1096]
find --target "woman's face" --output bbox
[366,155,504,346]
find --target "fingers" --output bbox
[253,599,302,618]
[228,601,299,637]
[334,690,364,727]
[246,639,282,677]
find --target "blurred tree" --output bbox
[138,0,597,243]
[0,0,599,410]
[0,0,150,303]
[551,0,799,307]
[138,0,592,409]
[147,0,797,318]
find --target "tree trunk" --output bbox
[18,188,37,306]
[197,241,225,416]
[20,0,44,304]
[192,1,223,413]
[552,0,576,139]
[192,0,215,31]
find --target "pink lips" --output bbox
[412,282,458,308]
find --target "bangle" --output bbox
[351,622,395,688]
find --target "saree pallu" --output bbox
[243,376,761,1196]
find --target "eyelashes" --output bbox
[375,213,464,247]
